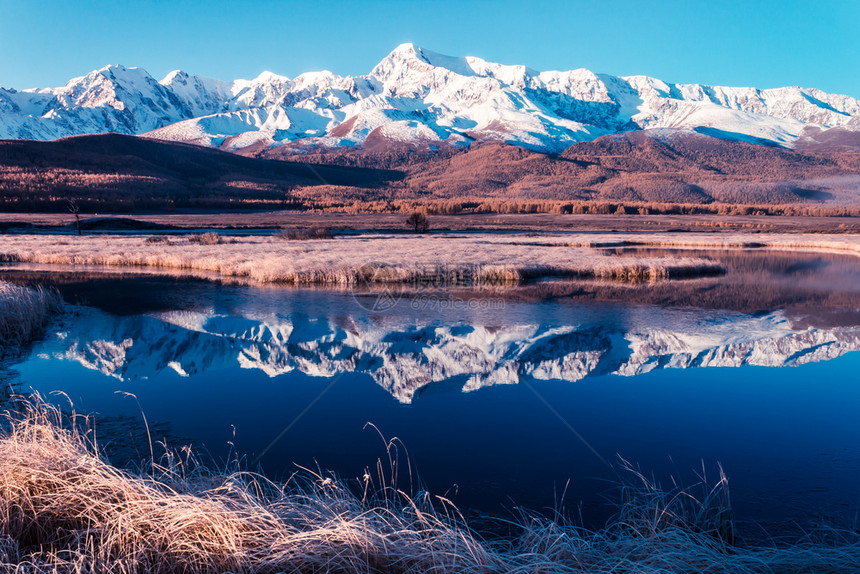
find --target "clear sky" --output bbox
[1,0,858,98]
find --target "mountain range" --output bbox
[3,43,860,154]
[2,45,860,211]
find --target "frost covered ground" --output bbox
[1,231,859,285]
[2,397,858,573]
[0,232,731,284]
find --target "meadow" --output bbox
[0,232,738,285]
[0,230,859,286]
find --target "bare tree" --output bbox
[67,198,82,236]
[406,212,429,234]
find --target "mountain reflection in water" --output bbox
[3,247,860,535]
[30,302,860,404]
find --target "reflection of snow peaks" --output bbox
[63,338,134,380]
[51,306,860,404]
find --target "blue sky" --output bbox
[2,0,858,97]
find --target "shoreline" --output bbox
[3,212,860,234]
[0,231,859,286]
[0,397,858,573]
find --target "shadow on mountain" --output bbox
[0,134,402,211]
[693,127,784,148]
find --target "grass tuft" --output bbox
[144,235,172,245]
[0,281,62,352]
[188,232,226,245]
[0,397,858,572]
[275,227,332,241]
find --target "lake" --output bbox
[2,247,860,540]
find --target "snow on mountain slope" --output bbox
[160,70,233,117]
[148,105,334,149]
[2,44,859,152]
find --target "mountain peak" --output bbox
[390,41,418,54]
[95,64,151,79]
[98,64,128,73]
[371,44,480,84]
[371,43,422,73]
[250,70,290,84]
[161,70,188,83]
[1,45,859,152]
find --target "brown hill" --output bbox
[261,130,860,207]
[796,125,860,153]
[1,130,858,212]
[0,134,401,211]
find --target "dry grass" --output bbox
[275,227,332,241]
[307,198,860,218]
[0,233,735,286]
[188,233,228,246]
[144,235,173,245]
[0,397,858,573]
[0,281,62,351]
[2,231,859,287]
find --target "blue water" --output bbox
[3,250,860,536]
[12,347,860,532]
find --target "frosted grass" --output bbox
[0,396,857,573]
[0,232,757,285]
[0,281,62,351]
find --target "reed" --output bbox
[0,281,62,351]
[275,227,332,241]
[0,233,733,286]
[188,232,228,245]
[0,396,858,573]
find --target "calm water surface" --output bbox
[3,248,860,538]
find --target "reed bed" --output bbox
[0,281,62,350]
[0,397,858,573]
[276,227,332,241]
[562,234,860,257]
[0,233,733,286]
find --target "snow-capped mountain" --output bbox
[45,303,860,404]
[2,43,859,152]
